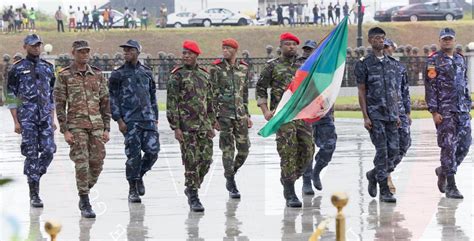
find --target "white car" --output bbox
[162,12,195,28]
[188,8,252,27]
[256,7,291,26]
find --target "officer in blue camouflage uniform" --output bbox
[355,27,399,203]
[383,38,411,194]
[7,34,57,208]
[109,40,160,203]
[297,40,338,195]
[425,28,471,199]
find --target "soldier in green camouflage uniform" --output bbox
[167,40,216,212]
[54,40,111,218]
[209,38,252,199]
[256,32,315,208]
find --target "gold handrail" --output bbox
[45,220,62,241]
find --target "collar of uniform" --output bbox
[437,50,460,60]
[279,55,298,64]
[222,58,240,69]
[183,64,200,70]
[70,63,95,76]
[124,61,142,69]
[26,54,40,63]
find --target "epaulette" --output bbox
[12,59,24,65]
[90,65,102,71]
[213,59,223,65]
[239,60,248,66]
[456,52,464,58]
[115,64,125,70]
[40,59,54,66]
[199,66,209,73]
[386,55,396,61]
[58,66,71,73]
[171,66,183,74]
[266,57,278,63]
[428,51,438,58]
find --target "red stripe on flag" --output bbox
[287,70,308,92]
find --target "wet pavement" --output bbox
[0,108,472,241]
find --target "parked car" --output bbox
[391,1,463,22]
[89,9,141,28]
[188,8,252,27]
[374,6,402,22]
[160,11,195,28]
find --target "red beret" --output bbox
[280,32,300,45]
[222,38,239,49]
[183,40,201,55]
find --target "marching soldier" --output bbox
[425,28,471,199]
[54,40,111,218]
[7,34,57,208]
[298,40,338,195]
[256,33,315,208]
[355,27,400,203]
[167,40,216,212]
[210,38,252,199]
[109,40,160,203]
[383,38,411,194]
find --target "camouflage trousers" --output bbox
[304,117,337,179]
[20,118,56,183]
[69,128,105,195]
[276,120,315,183]
[436,112,471,176]
[368,120,399,182]
[394,114,411,168]
[218,117,250,178]
[180,131,213,189]
[124,122,160,181]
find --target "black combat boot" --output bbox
[366,169,377,198]
[435,166,447,193]
[302,176,314,195]
[128,180,142,203]
[79,194,96,218]
[379,179,396,203]
[188,189,205,212]
[283,181,302,208]
[312,162,327,191]
[137,178,145,196]
[28,182,43,208]
[226,176,241,199]
[446,175,463,199]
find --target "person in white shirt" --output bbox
[76,6,83,31]
[303,4,311,25]
[68,5,76,32]
[319,1,326,26]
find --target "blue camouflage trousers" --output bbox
[304,117,337,179]
[394,114,411,168]
[369,120,399,182]
[124,122,160,181]
[20,117,56,183]
[436,112,471,176]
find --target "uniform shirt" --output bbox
[7,55,55,123]
[54,64,111,133]
[256,55,302,111]
[166,64,215,132]
[209,59,250,120]
[354,53,399,121]
[109,61,158,124]
[424,51,471,114]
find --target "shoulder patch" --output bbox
[427,65,437,79]
[239,60,248,66]
[171,66,183,74]
[213,59,223,65]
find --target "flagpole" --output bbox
[357,0,363,47]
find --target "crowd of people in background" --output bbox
[1,3,37,33]
[258,0,365,27]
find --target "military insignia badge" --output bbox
[427,66,437,79]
